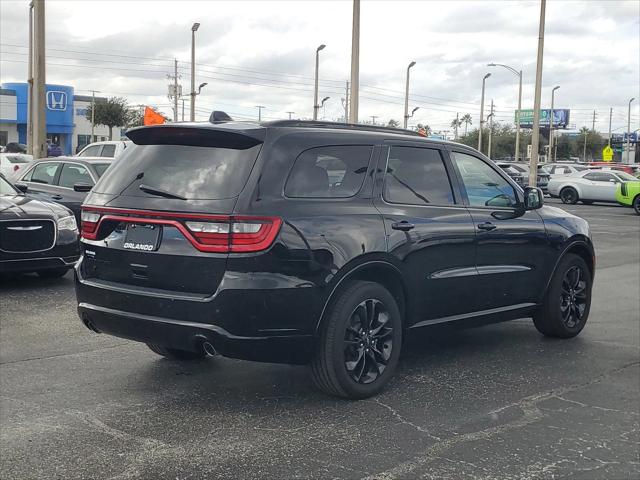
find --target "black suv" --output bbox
[75,121,595,399]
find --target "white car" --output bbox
[76,140,131,159]
[0,153,33,180]
[548,169,638,204]
[540,163,590,178]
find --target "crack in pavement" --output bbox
[0,342,131,365]
[370,398,442,441]
[363,361,639,480]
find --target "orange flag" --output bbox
[144,106,167,126]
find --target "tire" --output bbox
[560,187,579,204]
[146,343,207,360]
[633,195,640,215]
[37,268,69,278]
[533,253,592,338]
[310,281,402,399]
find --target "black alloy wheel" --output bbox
[560,266,588,329]
[560,187,578,204]
[344,299,394,384]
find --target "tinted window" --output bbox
[58,163,94,188]
[101,144,116,157]
[79,145,101,157]
[384,147,454,205]
[585,172,615,182]
[285,145,372,198]
[93,163,111,177]
[94,143,261,200]
[451,152,517,208]
[29,162,60,185]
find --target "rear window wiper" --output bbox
[139,184,186,200]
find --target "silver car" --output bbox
[548,169,638,204]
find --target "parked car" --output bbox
[14,157,113,221]
[2,142,27,153]
[0,174,79,277]
[540,163,590,178]
[495,162,525,186]
[76,120,594,399]
[0,153,33,180]
[616,180,640,215]
[47,142,63,157]
[497,162,550,192]
[76,140,131,159]
[548,169,638,204]
[590,162,640,177]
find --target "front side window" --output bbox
[29,162,60,185]
[451,152,517,208]
[58,163,94,188]
[383,146,454,205]
[285,145,372,198]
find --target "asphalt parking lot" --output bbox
[1,199,638,480]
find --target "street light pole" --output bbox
[27,1,34,155]
[488,63,522,162]
[348,0,360,123]
[487,101,494,159]
[549,85,560,162]
[478,73,491,153]
[608,107,613,146]
[190,22,200,122]
[529,0,546,187]
[256,105,265,122]
[313,44,326,120]
[627,98,636,164]
[403,61,416,129]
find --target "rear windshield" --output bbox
[93,163,111,178]
[5,155,30,164]
[93,143,261,200]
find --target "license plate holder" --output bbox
[123,224,161,251]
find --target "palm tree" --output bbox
[450,117,462,139]
[461,113,473,136]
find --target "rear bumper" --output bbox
[77,302,315,364]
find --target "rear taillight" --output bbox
[81,210,101,239]
[80,207,281,253]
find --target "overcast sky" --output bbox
[1,0,638,133]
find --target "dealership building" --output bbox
[0,83,121,155]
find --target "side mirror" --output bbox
[523,186,544,210]
[73,182,93,192]
[15,183,28,193]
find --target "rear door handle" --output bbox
[477,222,497,231]
[392,221,415,232]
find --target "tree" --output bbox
[460,113,473,136]
[450,117,462,138]
[387,119,400,128]
[85,97,132,140]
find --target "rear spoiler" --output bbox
[125,124,265,150]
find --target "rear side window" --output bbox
[384,147,454,205]
[94,143,262,200]
[59,163,94,188]
[28,162,60,184]
[285,145,372,198]
[101,144,116,157]
[79,145,101,157]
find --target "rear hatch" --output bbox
[79,125,273,296]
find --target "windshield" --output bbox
[93,143,262,200]
[0,176,18,195]
[615,171,638,181]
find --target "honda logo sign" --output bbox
[46,91,67,111]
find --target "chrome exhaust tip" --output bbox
[202,341,217,357]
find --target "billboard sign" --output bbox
[516,109,570,128]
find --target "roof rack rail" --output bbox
[263,120,423,137]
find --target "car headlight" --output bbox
[57,215,78,232]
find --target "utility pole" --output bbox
[27,1,34,155]
[256,106,265,122]
[181,98,185,121]
[592,110,596,132]
[582,127,588,162]
[344,81,349,122]
[529,0,546,187]
[549,85,559,162]
[487,101,495,159]
[370,115,378,125]
[190,22,200,122]
[608,107,613,146]
[286,111,294,120]
[348,0,360,123]
[89,90,100,141]
[403,61,416,129]
[627,98,636,164]
[32,0,46,159]
[454,112,459,140]
[478,73,491,153]
[173,59,179,122]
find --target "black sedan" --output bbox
[0,174,80,277]
[14,157,113,222]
